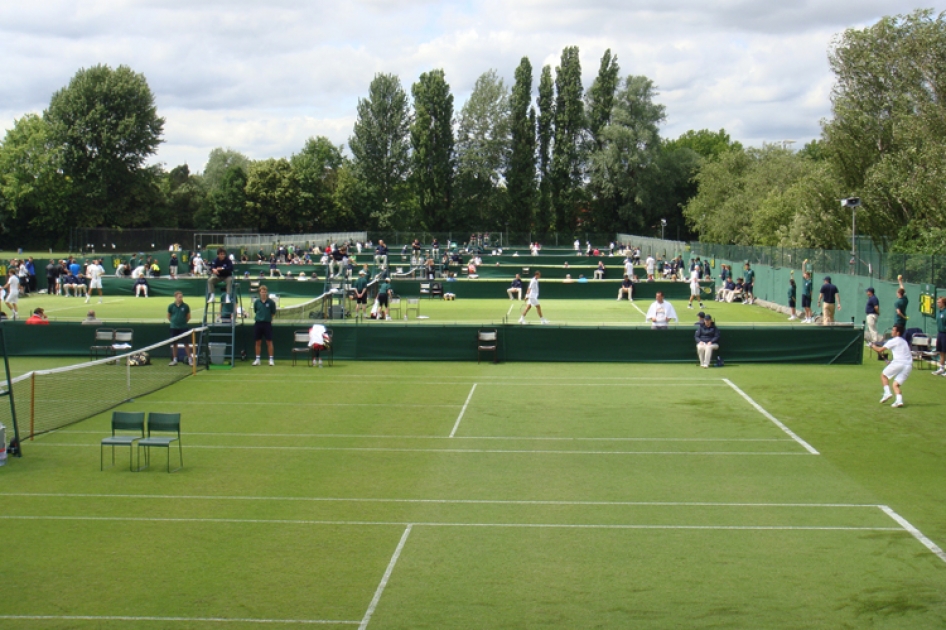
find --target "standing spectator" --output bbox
[870,324,911,408]
[933,296,946,376]
[252,285,277,366]
[26,257,37,293]
[45,259,59,296]
[207,247,234,302]
[743,263,755,305]
[687,267,704,310]
[167,291,192,366]
[788,277,798,321]
[507,274,523,300]
[646,292,678,330]
[377,277,392,320]
[168,253,179,279]
[695,313,720,368]
[25,307,49,325]
[864,287,880,343]
[645,255,656,281]
[519,271,549,325]
[352,270,370,318]
[801,269,814,323]
[893,276,909,328]
[817,275,841,325]
[2,268,20,319]
[85,258,105,304]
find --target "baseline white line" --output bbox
[203,376,717,384]
[0,516,897,532]
[359,525,412,630]
[450,384,477,438]
[506,303,515,317]
[0,493,880,509]
[116,402,461,408]
[0,615,356,625]
[723,379,819,455]
[878,505,946,564]
[631,302,647,317]
[28,443,807,456]
[52,431,792,443]
[190,380,719,388]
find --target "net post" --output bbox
[30,371,35,440]
[191,330,197,376]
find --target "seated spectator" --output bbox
[73,276,88,297]
[617,274,635,301]
[82,310,103,325]
[25,307,49,325]
[297,272,308,281]
[577,274,588,283]
[594,261,606,280]
[729,278,745,303]
[563,274,575,283]
[149,262,161,277]
[61,273,80,297]
[695,313,721,368]
[507,274,523,300]
[115,261,128,277]
[717,278,736,302]
[134,275,150,298]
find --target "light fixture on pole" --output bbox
[660,218,667,241]
[841,197,861,274]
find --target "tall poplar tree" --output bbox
[411,69,455,231]
[536,65,554,232]
[505,57,537,233]
[551,46,584,231]
[586,49,620,151]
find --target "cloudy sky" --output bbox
[1,1,942,172]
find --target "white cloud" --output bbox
[1,0,944,169]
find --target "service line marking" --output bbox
[631,302,647,317]
[879,505,946,564]
[28,443,808,456]
[723,379,819,455]
[0,515,898,532]
[450,384,477,437]
[0,615,356,625]
[359,525,412,630]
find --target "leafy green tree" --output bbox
[245,158,302,232]
[506,57,537,233]
[455,69,510,231]
[291,136,344,230]
[161,164,205,229]
[410,69,455,230]
[200,165,247,230]
[536,65,554,232]
[349,73,412,229]
[664,129,741,161]
[202,148,251,193]
[550,46,584,231]
[585,49,620,152]
[44,64,164,229]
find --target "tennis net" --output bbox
[0,328,206,440]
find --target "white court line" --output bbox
[723,379,819,455]
[51,431,792,443]
[42,299,126,315]
[28,443,808,456]
[631,302,647,317]
[450,384,477,437]
[200,376,719,383]
[0,615,356,625]
[193,379,719,388]
[879,505,946,564]
[0,493,881,509]
[359,525,412,630]
[506,303,515,317]
[0,515,898,532]
[118,402,461,408]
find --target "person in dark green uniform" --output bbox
[377,278,392,320]
[743,262,755,305]
[934,296,946,376]
[167,291,192,366]
[253,285,278,366]
[893,276,909,328]
[788,276,798,320]
[353,269,370,318]
[801,270,814,323]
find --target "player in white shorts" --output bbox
[2,269,20,319]
[870,324,912,408]
[519,271,549,325]
[85,258,105,303]
[687,268,703,309]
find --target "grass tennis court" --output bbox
[3,358,946,628]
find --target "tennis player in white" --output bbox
[519,271,549,324]
[870,324,912,408]
[85,258,105,304]
[687,268,703,309]
[646,292,678,329]
[2,269,19,319]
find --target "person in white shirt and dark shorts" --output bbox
[85,259,105,304]
[870,324,911,408]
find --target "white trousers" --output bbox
[697,342,719,367]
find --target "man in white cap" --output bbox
[352,269,370,318]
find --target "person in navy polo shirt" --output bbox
[817,275,841,325]
[864,287,880,343]
[207,247,234,303]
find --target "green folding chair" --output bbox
[137,412,183,472]
[101,411,145,471]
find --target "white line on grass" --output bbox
[117,402,462,408]
[0,615,357,625]
[723,379,819,455]
[52,431,793,443]
[203,376,719,383]
[0,515,899,532]
[195,379,720,388]
[878,505,946,564]
[631,302,647,317]
[29,443,809,456]
[0,493,882,509]
[506,303,515,317]
[359,525,412,630]
[450,384,477,437]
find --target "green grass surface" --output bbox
[2,357,946,627]
[15,292,791,326]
